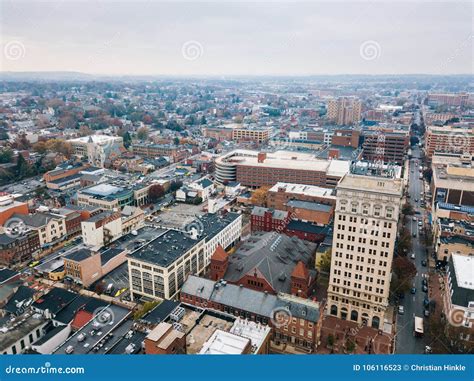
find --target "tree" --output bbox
[136,126,149,141]
[15,154,30,179]
[423,168,433,183]
[327,334,335,348]
[390,256,417,295]
[33,141,48,154]
[319,250,332,274]
[402,203,414,216]
[0,148,14,164]
[169,180,183,192]
[193,196,203,205]
[345,338,356,353]
[78,125,93,137]
[251,186,270,206]
[148,184,165,203]
[123,131,132,149]
[173,137,180,146]
[396,226,412,256]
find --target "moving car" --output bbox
[410,253,415,259]
[421,260,427,267]
[412,216,417,221]
[398,306,405,314]
[411,287,417,294]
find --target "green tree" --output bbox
[319,250,332,274]
[15,154,30,179]
[123,131,132,149]
[173,137,180,146]
[0,148,14,164]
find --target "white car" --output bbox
[412,217,417,221]
[410,253,415,259]
[398,306,405,314]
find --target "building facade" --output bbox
[327,168,403,329]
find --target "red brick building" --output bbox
[209,233,317,296]
[0,230,40,267]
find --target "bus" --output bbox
[414,316,424,337]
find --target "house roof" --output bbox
[291,261,309,280]
[32,288,78,316]
[212,245,228,262]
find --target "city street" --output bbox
[395,146,429,353]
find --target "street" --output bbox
[395,145,429,353]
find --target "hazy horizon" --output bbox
[1,1,472,76]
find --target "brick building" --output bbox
[0,230,40,267]
[208,232,317,297]
[181,276,323,353]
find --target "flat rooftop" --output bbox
[452,254,474,290]
[198,329,250,354]
[185,312,235,354]
[217,149,350,177]
[268,182,336,199]
[127,229,203,268]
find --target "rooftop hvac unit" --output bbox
[170,306,185,322]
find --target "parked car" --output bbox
[398,306,405,314]
[422,285,428,292]
[422,278,428,286]
[411,253,416,259]
[423,298,430,307]
[411,287,417,294]
[412,216,417,221]
[424,310,430,318]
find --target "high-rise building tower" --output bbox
[327,164,403,329]
[327,97,362,125]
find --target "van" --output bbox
[65,345,74,354]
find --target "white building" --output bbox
[128,212,242,301]
[68,135,123,167]
[81,211,123,250]
[327,164,403,329]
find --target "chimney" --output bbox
[257,152,266,163]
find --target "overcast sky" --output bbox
[1,1,472,75]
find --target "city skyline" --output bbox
[1,1,472,76]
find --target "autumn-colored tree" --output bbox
[148,184,165,203]
[390,256,417,295]
[78,125,93,137]
[33,141,48,154]
[251,186,270,206]
[136,126,149,141]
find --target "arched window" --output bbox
[330,305,338,316]
[351,310,359,322]
[372,315,380,329]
